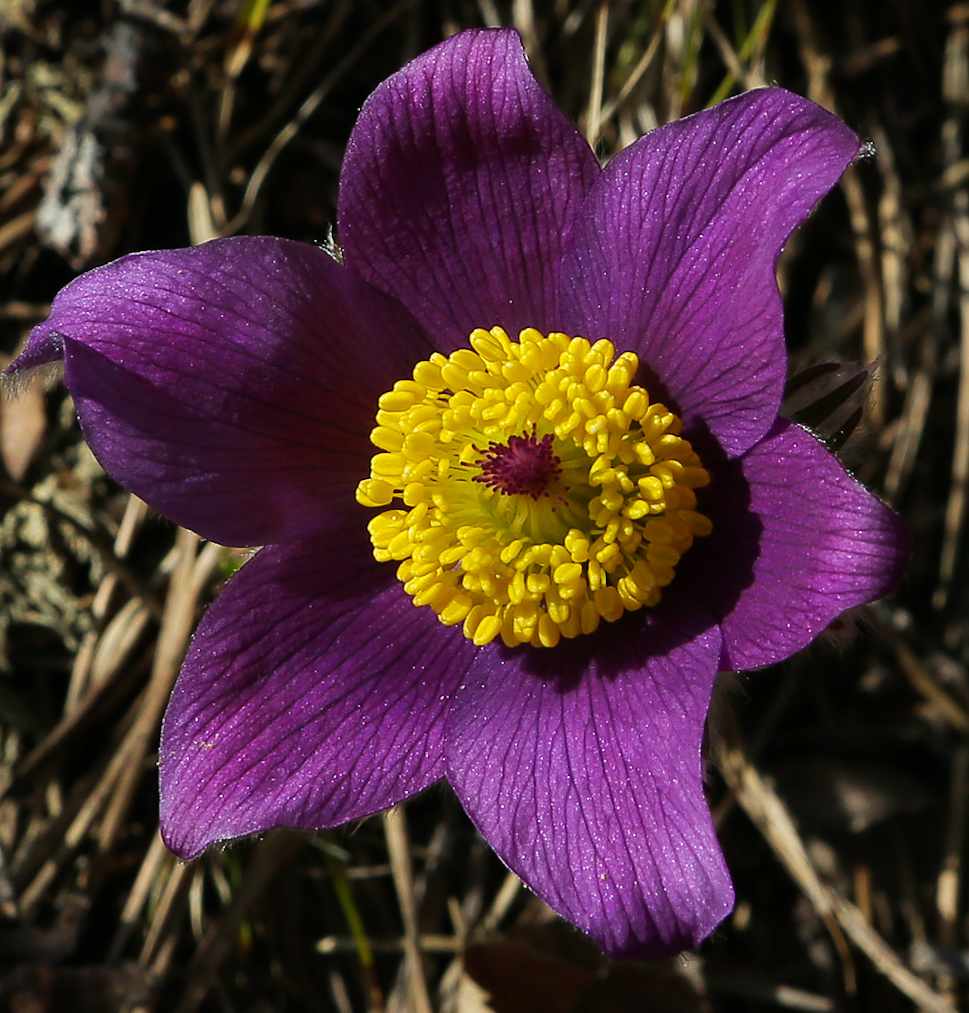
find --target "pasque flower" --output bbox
[8,29,907,959]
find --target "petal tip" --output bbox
[589,875,735,962]
[159,820,209,862]
[3,326,66,394]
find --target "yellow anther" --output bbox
[643,518,676,544]
[508,571,527,604]
[356,478,393,507]
[439,595,473,625]
[370,427,403,452]
[537,614,561,648]
[565,529,590,561]
[413,358,444,388]
[356,326,711,648]
[585,364,607,392]
[553,562,583,585]
[547,595,571,625]
[378,389,417,412]
[472,613,503,646]
[437,544,466,567]
[594,586,624,622]
[683,510,714,537]
[638,475,665,500]
[549,544,570,567]
[500,540,524,564]
[623,390,648,419]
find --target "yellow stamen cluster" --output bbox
[356,327,712,648]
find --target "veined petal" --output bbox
[338,28,599,348]
[160,527,475,859]
[11,237,432,546]
[685,419,908,671]
[561,88,862,458]
[446,616,732,961]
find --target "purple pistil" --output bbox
[474,431,562,499]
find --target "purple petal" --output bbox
[445,616,732,960]
[18,237,431,546]
[561,88,862,458]
[4,328,63,376]
[686,419,908,671]
[338,28,600,348]
[160,526,475,859]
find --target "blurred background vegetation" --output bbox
[0,0,966,1010]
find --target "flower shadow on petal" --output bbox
[633,340,769,550]
[674,425,764,630]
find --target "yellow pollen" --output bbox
[356,327,712,649]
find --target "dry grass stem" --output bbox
[716,734,959,1013]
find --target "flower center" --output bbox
[356,327,712,649]
[474,430,561,499]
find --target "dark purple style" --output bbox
[474,430,562,499]
[7,30,907,960]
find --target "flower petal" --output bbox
[684,419,908,671]
[561,88,862,458]
[160,526,475,859]
[13,236,431,546]
[337,28,600,348]
[445,616,732,960]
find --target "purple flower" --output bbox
[7,29,907,960]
